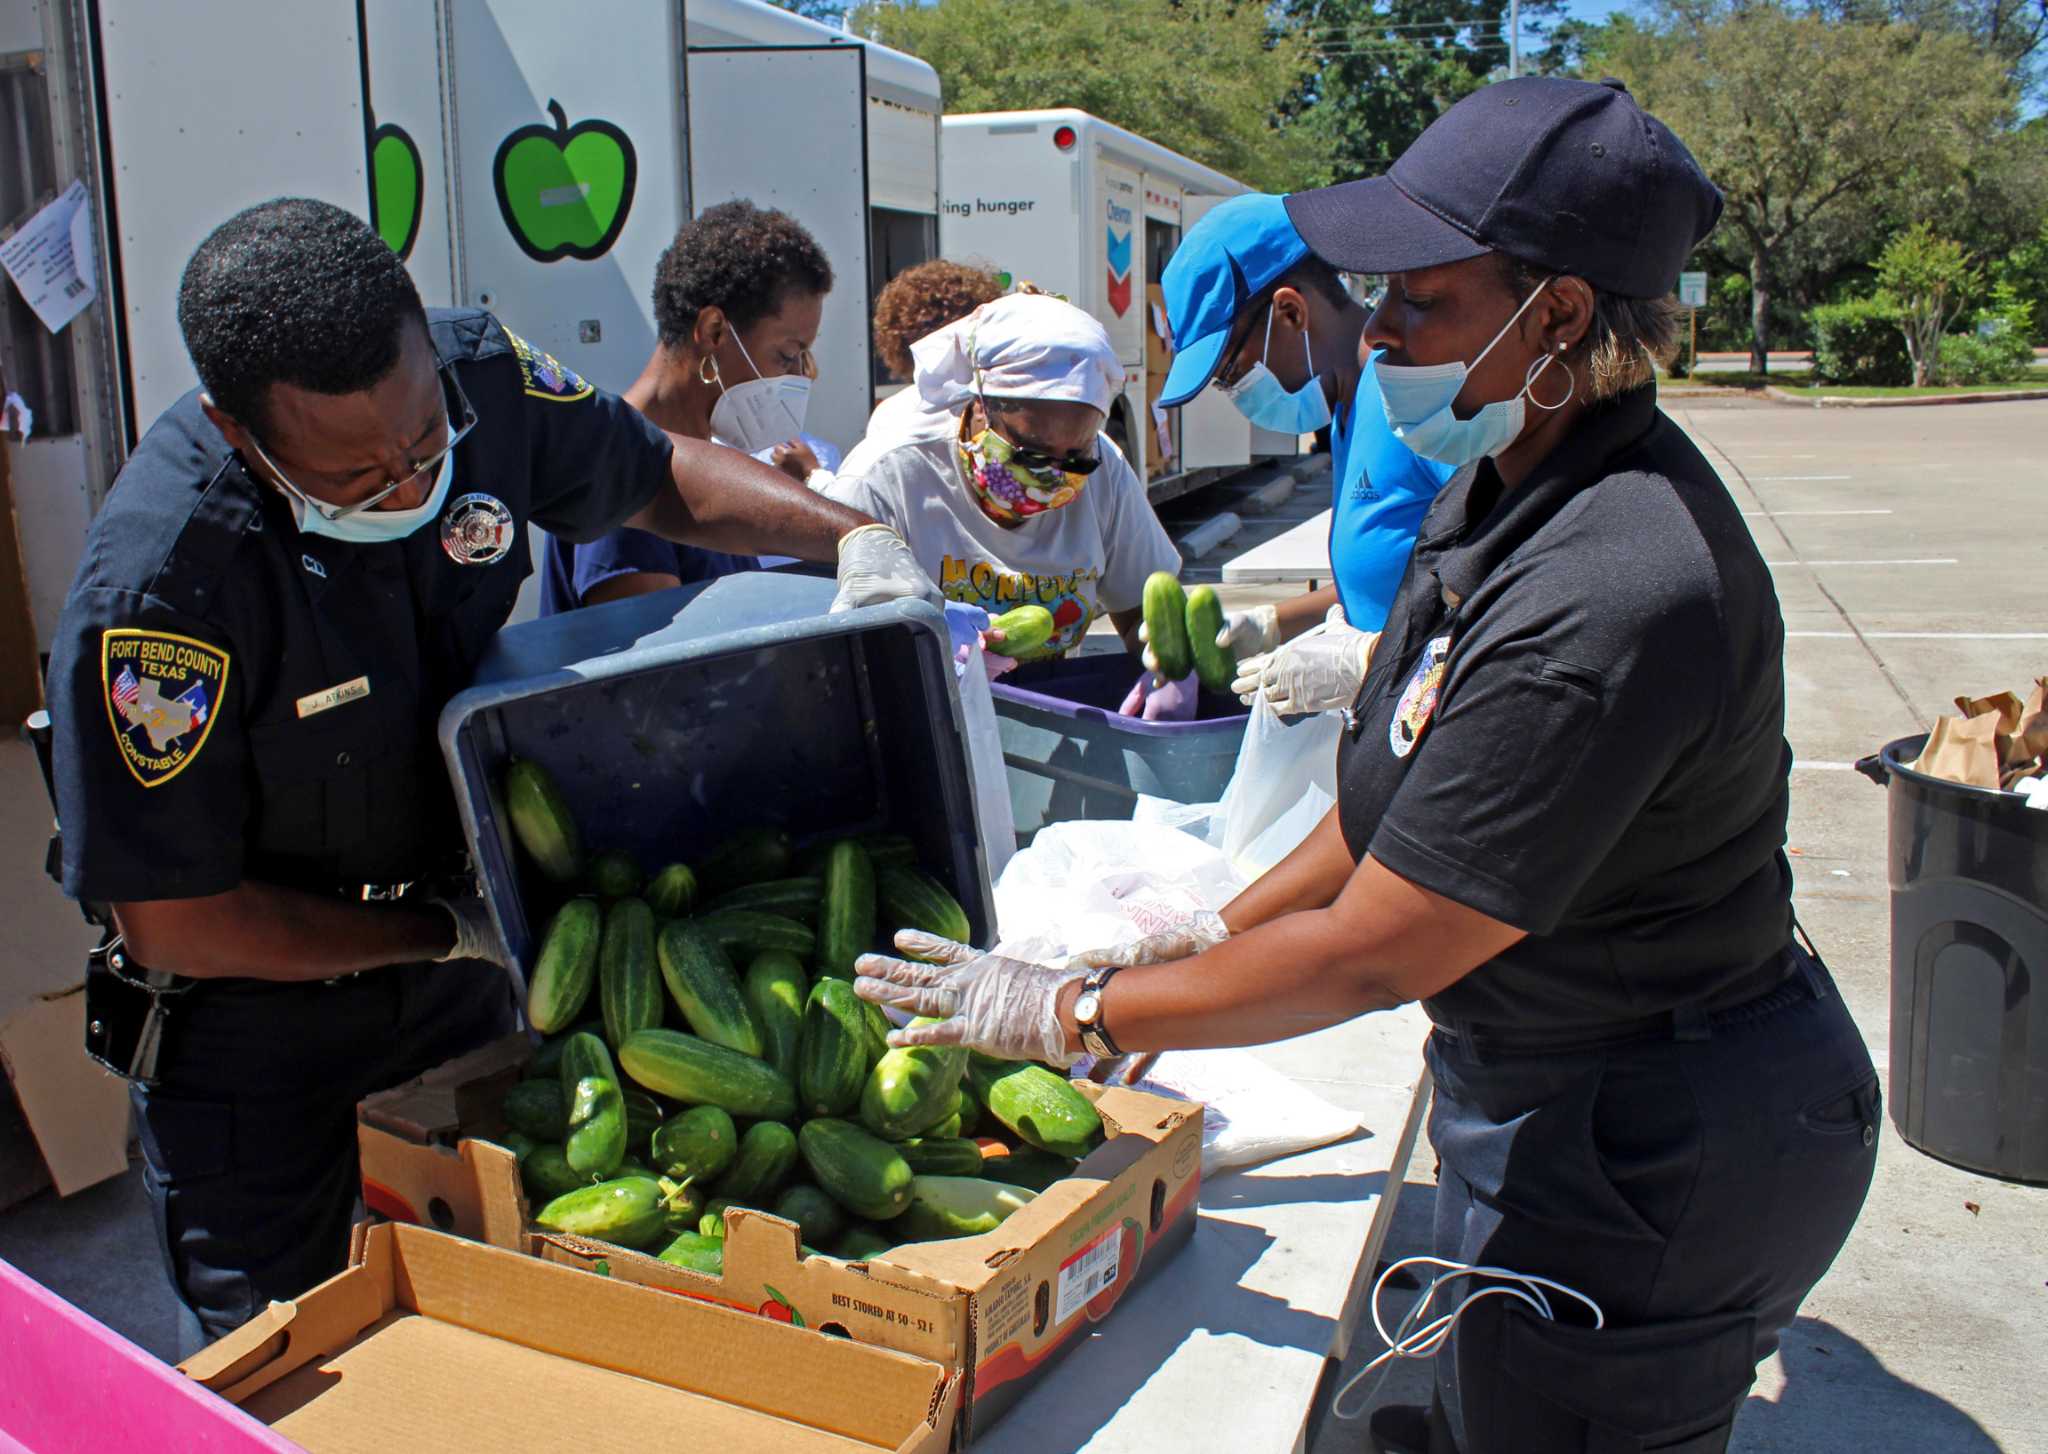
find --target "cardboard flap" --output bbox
[357,1032,529,1139]
[182,1247,394,1407]
[0,986,131,1195]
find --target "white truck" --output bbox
[938,109,1298,500]
[0,0,942,648]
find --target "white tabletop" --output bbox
[975,1004,1433,1453]
[1218,510,1334,584]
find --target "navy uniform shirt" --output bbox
[1335,386,1794,1031]
[47,308,674,903]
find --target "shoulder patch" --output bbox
[102,629,231,788]
[503,328,594,403]
[1390,633,1451,760]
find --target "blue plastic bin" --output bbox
[439,573,993,972]
[991,654,1248,841]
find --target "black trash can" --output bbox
[1858,735,2048,1183]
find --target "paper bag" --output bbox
[2010,678,2048,770]
[1911,710,2004,788]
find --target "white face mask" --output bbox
[290,427,457,544]
[709,330,812,453]
[1374,278,1572,467]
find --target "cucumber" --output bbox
[501,1079,569,1141]
[796,832,917,876]
[772,1183,846,1248]
[862,1000,893,1071]
[980,1145,1075,1193]
[1185,584,1236,693]
[954,1083,983,1138]
[557,1030,616,1104]
[599,898,662,1049]
[704,877,822,924]
[622,1089,665,1153]
[526,898,601,1034]
[799,979,869,1117]
[616,1154,658,1181]
[492,1129,540,1166]
[832,1224,896,1262]
[698,827,793,893]
[798,1118,915,1221]
[660,1178,706,1235]
[618,1028,799,1122]
[1142,571,1192,681]
[655,1231,726,1276]
[989,604,1056,659]
[656,920,764,1057]
[896,1175,1036,1240]
[694,909,816,962]
[897,1137,987,1176]
[817,839,876,981]
[743,950,808,1083]
[860,1036,968,1141]
[698,1199,734,1238]
[504,758,582,884]
[926,1110,964,1140]
[712,1120,800,1205]
[588,848,643,900]
[645,862,699,919]
[530,1021,601,1079]
[968,1058,1104,1159]
[877,865,973,946]
[533,1175,667,1249]
[522,1143,592,1203]
[565,1076,627,1178]
[649,1104,738,1184]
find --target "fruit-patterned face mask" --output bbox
[956,398,1093,527]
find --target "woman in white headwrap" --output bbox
[824,291,1187,714]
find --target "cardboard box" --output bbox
[358,1033,1204,1441]
[181,1221,960,1453]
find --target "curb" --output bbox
[1759,385,2048,409]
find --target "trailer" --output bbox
[938,109,1299,500]
[0,0,941,647]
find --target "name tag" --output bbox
[296,676,370,720]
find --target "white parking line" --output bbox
[1792,761,1858,771]
[1765,558,1957,567]
[1741,509,1893,517]
[1751,474,1854,481]
[1788,631,2048,640]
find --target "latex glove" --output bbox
[1118,667,1198,721]
[831,524,942,613]
[1067,909,1229,970]
[942,603,1019,679]
[854,931,1084,1067]
[431,895,513,972]
[1235,620,1380,715]
[1217,603,1283,657]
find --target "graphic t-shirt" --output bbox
[828,432,1180,656]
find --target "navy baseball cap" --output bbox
[1285,77,1721,300]
[1157,193,1311,408]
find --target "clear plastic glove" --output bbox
[431,895,514,972]
[831,524,942,613]
[1217,603,1282,657]
[854,930,1083,1066]
[1118,667,1198,721]
[1067,908,1229,970]
[1235,613,1380,715]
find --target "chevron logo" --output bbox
[1107,270,1132,316]
[1106,226,1133,278]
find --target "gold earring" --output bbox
[698,354,722,387]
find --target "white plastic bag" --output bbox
[954,653,1018,888]
[1103,1049,1361,1177]
[992,819,1245,953]
[1214,699,1343,879]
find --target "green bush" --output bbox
[1935,317,2035,386]
[1810,297,1911,385]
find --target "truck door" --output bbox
[360,0,456,306]
[687,44,871,453]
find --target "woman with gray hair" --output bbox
[851,78,1877,1454]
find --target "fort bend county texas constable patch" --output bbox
[504,328,593,403]
[1389,633,1451,760]
[102,629,231,788]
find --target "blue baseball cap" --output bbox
[1157,193,1311,409]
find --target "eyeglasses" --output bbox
[983,400,1103,476]
[244,367,478,522]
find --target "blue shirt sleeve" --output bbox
[1328,362,1457,631]
[538,525,752,614]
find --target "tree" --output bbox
[764,0,854,21]
[1875,225,1980,383]
[1602,3,2015,372]
[851,0,1319,192]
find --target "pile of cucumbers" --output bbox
[490,760,1105,1276]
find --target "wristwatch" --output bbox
[1072,965,1124,1060]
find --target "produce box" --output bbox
[439,571,996,974]
[358,1035,1202,1443]
[182,1221,958,1453]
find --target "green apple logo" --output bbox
[368,122,424,261]
[492,100,637,263]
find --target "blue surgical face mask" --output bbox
[1217,306,1333,434]
[1374,278,1572,467]
[291,430,458,544]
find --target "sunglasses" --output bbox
[244,367,478,522]
[981,399,1103,476]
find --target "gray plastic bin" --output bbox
[1858,734,2048,1183]
[991,654,1248,842]
[439,573,993,972]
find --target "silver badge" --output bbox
[441,492,515,566]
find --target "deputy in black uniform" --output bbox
[45,198,935,1353]
[850,81,1879,1453]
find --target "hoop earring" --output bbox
[698,354,723,387]
[1525,352,1575,413]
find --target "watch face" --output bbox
[1075,990,1102,1024]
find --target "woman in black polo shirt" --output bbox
[855,77,1878,1454]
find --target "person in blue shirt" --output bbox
[1152,193,1455,713]
[539,200,835,612]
